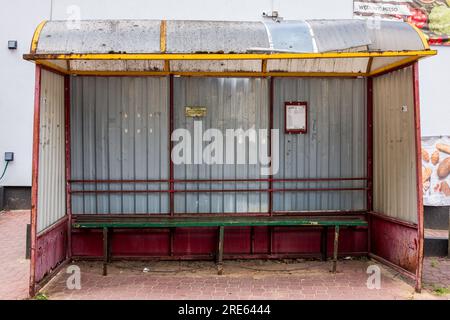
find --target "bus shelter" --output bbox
[23,19,436,295]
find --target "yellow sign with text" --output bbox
[185,107,207,118]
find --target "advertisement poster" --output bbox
[422,136,450,206]
[354,0,450,46]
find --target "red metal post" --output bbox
[268,77,274,254]
[366,77,373,212]
[64,75,72,258]
[169,75,174,216]
[412,62,424,293]
[367,77,373,254]
[29,65,41,297]
[169,75,175,255]
[268,77,274,216]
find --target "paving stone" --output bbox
[1,210,449,300]
[0,210,30,300]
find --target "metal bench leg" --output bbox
[103,227,108,276]
[332,226,340,273]
[216,226,224,275]
[321,227,328,261]
[107,228,113,263]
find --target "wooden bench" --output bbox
[72,216,368,275]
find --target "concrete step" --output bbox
[424,229,449,257]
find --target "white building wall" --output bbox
[418,46,450,137]
[0,0,448,187]
[49,0,353,21]
[0,0,51,186]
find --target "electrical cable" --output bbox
[0,161,9,182]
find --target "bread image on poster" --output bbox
[422,136,450,206]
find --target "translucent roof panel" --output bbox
[34,19,428,55]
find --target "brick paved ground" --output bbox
[423,257,450,290]
[43,259,420,300]
[0,210,448,300]
[0,210,30,300]
[42,257,450,300]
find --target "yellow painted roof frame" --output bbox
[26,19,436,77]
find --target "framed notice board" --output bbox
[285,101,307,134]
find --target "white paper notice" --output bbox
[286,104,306,131]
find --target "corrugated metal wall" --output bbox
[273,78,367,211]
[37,70,66,232]
[71,77,169,214]
[173,77,269,213]
[70,76,367,215]
[373,67,418,224]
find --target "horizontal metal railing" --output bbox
[69,177,368,194]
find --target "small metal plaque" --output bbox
[185,107,207,118]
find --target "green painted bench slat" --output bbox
[72,216,367,228]
[72,215,367,277]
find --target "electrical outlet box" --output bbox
[4,152,14,162]
[8,40,17,50]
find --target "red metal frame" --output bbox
[74,74,362,79]
[169,75,175,255]
[368,253,416,281]
[38,63,66,77]
[65,75,371,264]
[64,75,72,258]
[368,213,418,277]
[29,59,429,295]
[268,77,275,253]
[72,211,367,219]
[69,178,368,199]
[71,252,369,261]
[367,63,424,292]
[29,66,72,297]
[412,62,424,293]
[369,211,417,229]
[284,101,308,134]
[169,75,174,217]
[69,177,368,184]
[371,59,419,79]
[70,187,367,194]
[29,65,41,297]
[34,217,68,285]
[366,78,373,212]
[367,77,374,253]
[70,226,368,259]
[268,77,274,216]
[36,215,70,238]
